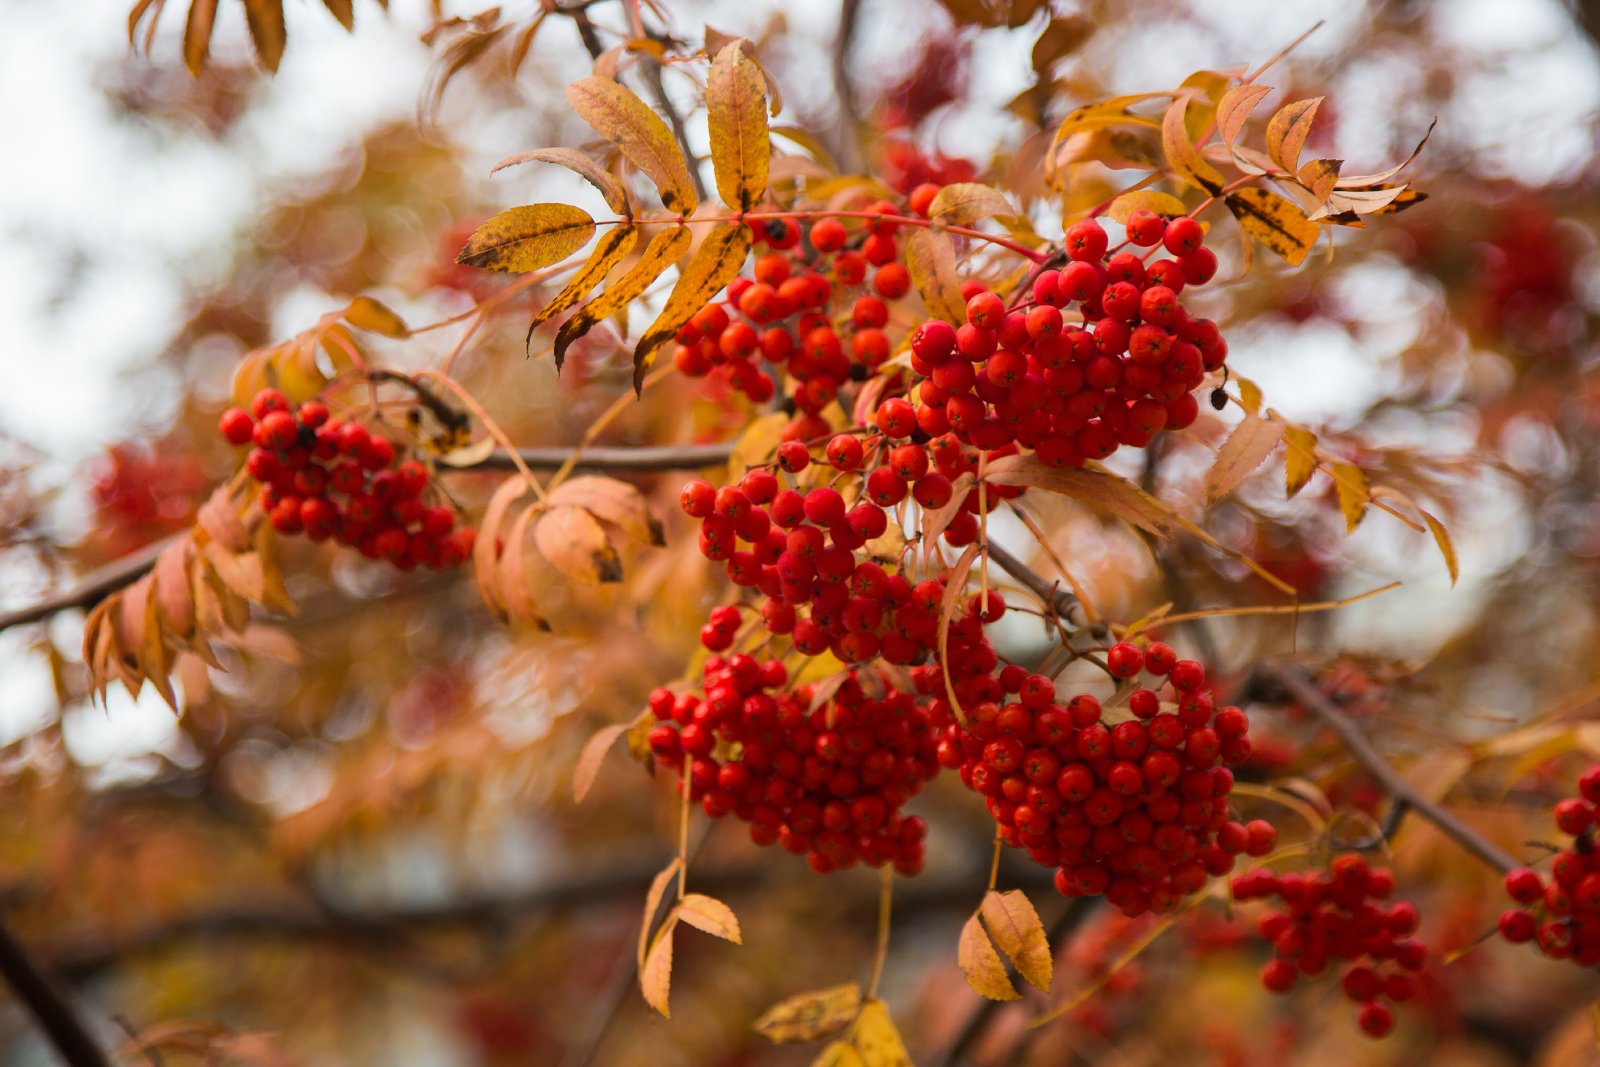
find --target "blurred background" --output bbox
[2,0,1600,1063]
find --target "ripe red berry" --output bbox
[251,388,289,419]
[1125,209,1167,246]
[1163,216,1205,256]
[1106,642,1144,679]
[219,408,255,446]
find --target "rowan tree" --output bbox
[2,1,1598,1064]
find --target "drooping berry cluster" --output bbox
[1232,854,1427,1038]
[936,641,1273,918]
[1497,764,1600,966]
[645,656,938,875]
[219,389,474,570]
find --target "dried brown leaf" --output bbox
[549,475,663,546]
[573,722,631,803]
[241,0,286,73]
[928,182,1014,227]
[182,0,217,76]
[1265,97,1322,174]
[903,228,965,324]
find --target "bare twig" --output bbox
[0,912,112,1067]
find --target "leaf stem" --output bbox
[865,863,893,999]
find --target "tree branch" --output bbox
[0,912,111,1067]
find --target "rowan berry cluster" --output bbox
[1232,853,1427,1039]
[645,657,937,875]
[219,389,474,570]
[1497,764,1600,965]
[936,640,1271,918]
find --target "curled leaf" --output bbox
[1216,83,1273,146]
[1265,97,1323,175]
[343,296,410,338]
[903,228,965,324]
[640,919,677,1017]
[1420,508,1459,586]
[550,475,664,546]
[639,858,682,968]
[499,503,548,628]
[490,146,631,217]
[1161,94,1225,195]
[456,204,595,273]
[928,182,1014,227]
[535,505,624,584]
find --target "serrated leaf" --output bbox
[456,204,595,274]
[639,858,682,969]
[904,228,965,324]
[1226,188,1319,266]
[641,919,677,1017]
[674,893,742,943]
[526,225,639,348]
[634,222,752,390]
[490,146,631,216]
[535,505,623,584]
[567,75,698,214]
[343,296,410,338]
[1107,189,1188,223]
[1420,507,1459,586]
[1283,424,1318,497]
[707,42,769,211]
[754,983,862,1043]
[241,0,286,73]
[959,912,1020,1001]
[1330,461,1370,532]
[928,182,1014,227]
[984,454,1174,539]
[183,0,218,76]
[1206,412,1286,502]
[555,224,691,370]
[573,722,631,803]
[1216,83,1272,146]
[1265,96,1322,174]
[852,1000,912,1067]
[981,889,1052,994]
[1161,94,1225,195]
[551,475,664,546]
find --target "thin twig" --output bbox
[0,912,112,1067]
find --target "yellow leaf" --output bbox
[634,222,752,389]
[1044,93,1165,189]
[343,296,410,338]
[1235,375,1263,415]
[959,912,1020,1001]
[1266,97,1322,174]
[639,858,682,969]
[572,722,631,804]
[527,225,638,347]
[1107,189,1188,223]
[706,42,769,211]
[457,204,595,274]
[640,919,677,1017]
[241,0,286,73]
[1297,157,1342,203]
[852,1000,912,1067]
[555,224,691,369]
[674,893,742,943]
[1420,508,1459,586]
[928,182,1014,227]
[1330,461,1370,532]
[754,983,862,1043]
[980,889,1052,994]
[1205,411,1286,503]
[984,454,1175,539]
[1216,83,1272,146]
[1226,188,1319,266]
[182,0,218,76]
[490,146,631,217]
[903,228,965,324]
[535,505,623,584]
[1282,423,1318,497]
[1161,94,1225,195]
[550,475,664,546]
[727,411,789,478]
[567,75,699,214]
[811,1042,867,1067]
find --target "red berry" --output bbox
[219,408,255,446]
[1163,216,1205,256]
[1106,642,1144,679]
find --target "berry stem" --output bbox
[676,750,693,902]
[865,863,894,1000]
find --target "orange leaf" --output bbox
[1216,83,1272,146]
[959,912,1020,1001]
[638,858,682,969]
[555,224,690,370]
[572,722,631,803]
[640,919,677,1017]
[526,225,639,346]
[343,296,410,338]
[549,475,664,546]
[498,503,548,628]
[1265,97,1322,174]
[928,182,1014,227]
[1206,411,1285,503]
[1160,94,1225,195]
[1282,423,1318,497]
[706,42,770,211]
[754,983,862,1043]
[984,454,1174,539]
[674,893,742,943]
[1420,508,1459,586]
[241,0,286,73]
[1297,157,1342,203]
[535,505,623,584]
[321,0,354,31]
[1107,189,1188,223]
[456,204,595,274]
[490,146,632,217]
[152,541,195,639]
[474,478,531,620]
[903,228,965,324]
[182,0,218,76]
[566,75,698,214]
[634,222,752,390]
[980,889,1052,994]
[1330,461,1370,532]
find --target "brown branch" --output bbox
[0,912,112,1067]
[1258,662,1521,875]
[0,442,736,637]
[831,0,866,173]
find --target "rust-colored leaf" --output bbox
[474,477,530,620]
[1107,188,1188,223]
[526,225,638,347]
[903,228,965,324]
[640,919,677,1017]
[555,224,691,370]
[1206,411,1286,503]
[241,0,287,73]
[573,722,631,803]
[1265,96,1322,174]
[852,1000,912,1067]
[535,505,623,584]
[1226,187,1319,266]
[707,42,769,211]
[980,889,1052,994]
[490,146,631,217]
[321,0,354,30]
[182,0,217,76]
[959,912,1020,1001]
[152,540,195,639]
[1330,461,1370,532]
[1216,83,1273,146]
[928,182,1014,227]
[498,503,548,630]
[197,487,251,552]
[1282,424,1319,498]
[343,296,409,338]
[1160,94,1224,195]
[456,204,595,274]
[1420,508,1459,586]
[754,983,862,1043]
[634,222,752,390]
[551,475,663,546]
[984,454,1174,539]
[1031,15,1093,74]
[566,74,698,214]
[1297,158,1343,203]
[674,893,742,943]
